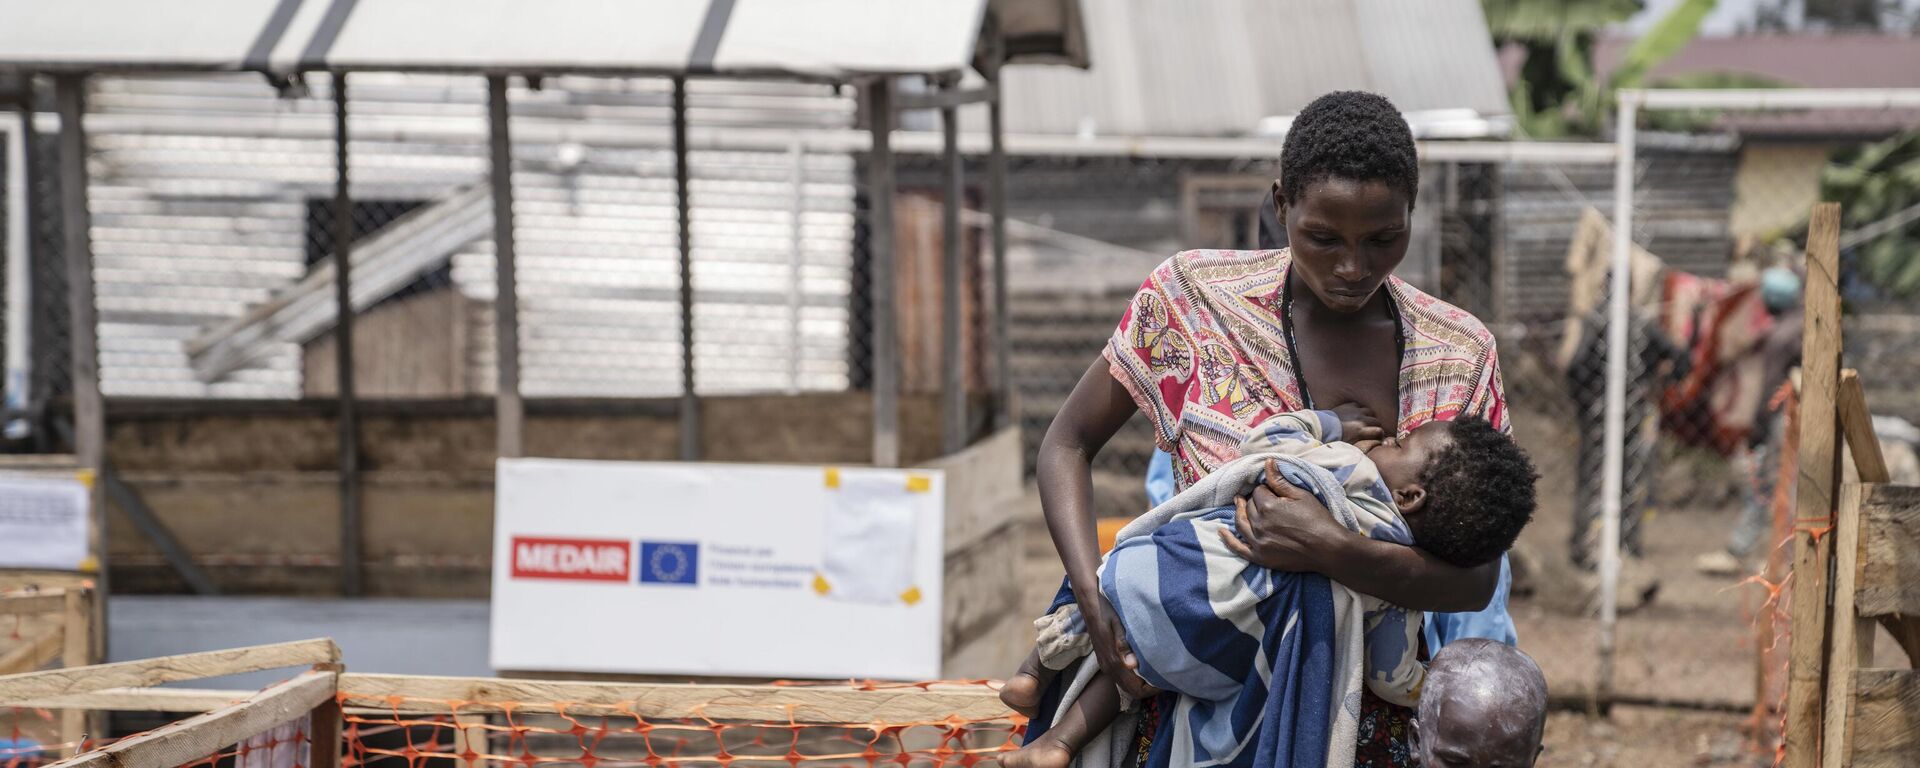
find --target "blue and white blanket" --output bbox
[1033,411,1421,768]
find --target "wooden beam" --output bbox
[309,687,343,768]
[338,674,1010,724]
[0,591,70,616]
[12,688,254,712]
[1848,668,1920,767]
[0,628,62,675]
[486,74,524,461]
[59,588,91,757]
[1822,482,1871,767]
[41,671,335,768]
[1877,615,1920,670]
[0,638,339,703]
[895,85,997,111]
[1839,371,1889,484]
[1857,483,1920,619]
[1785,202,1843,767]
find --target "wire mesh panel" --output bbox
[1612,92,1920,761]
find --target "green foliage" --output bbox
[1822,131,1920,297]
[1485,0,1718,137]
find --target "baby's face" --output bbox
[1364,420,1453,493]
[1414,696,1542,768]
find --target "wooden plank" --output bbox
[1857,484,1920,618]
[0,628,62,675]
[42,671,335,768]
[0,638,339,703]
[59,588,91,758]
[1785,202,1843,768]
[308,693,343,768]
[337,673,1010,723]
[1839,371,1890,484]
[1876,616,1920,669]
[1847,669,1920,768]
[12,688,254,712]
[0,592,71,616]
[923,425,1024,556]
[1822,483,1869,768]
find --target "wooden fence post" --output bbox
[59,587,93,757]
[1784,202,1843,767]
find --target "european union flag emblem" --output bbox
[639,541,699,585]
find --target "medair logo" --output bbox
[510,536,630,582]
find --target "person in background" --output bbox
[1697,267,1803,576]
[1410,639,1549,768]
[1563,296,1688,604]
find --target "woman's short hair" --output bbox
[1278,91,1419,208]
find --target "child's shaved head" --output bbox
[1412,639,1548,767]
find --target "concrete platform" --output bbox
[107,596,491,690]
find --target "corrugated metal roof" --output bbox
[991,0,1511,137]
[79,73,860,399]
[0,0,1088,78]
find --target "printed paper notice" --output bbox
[0,474,89,570]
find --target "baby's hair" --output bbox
[1278,91,1419,209]
[1410,418,1538,568]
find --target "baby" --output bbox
[1002,407,1537,768]
[1412,638,1549,768]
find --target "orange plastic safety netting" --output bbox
[1738,382,1798,766]
[340,681,1025,768]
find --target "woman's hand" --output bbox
[1329,402,1387,444]
[1219,464,1498,612]
[1080,592,1163,699]
[1217,459,1349,571]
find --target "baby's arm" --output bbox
[1361,598,1427,708]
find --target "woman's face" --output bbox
[1278,177,1412,314]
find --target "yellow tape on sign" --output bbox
[824,467,841,489]
[905,475,931,493]
[812,573,833,595]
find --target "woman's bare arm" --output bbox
[1036,359,1158,696]
[1217,461,1498,612]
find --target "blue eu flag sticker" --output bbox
[639,541,699,586]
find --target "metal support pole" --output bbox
[673,77,699,461]
[866,79,899,468]
[4,102,31,440]
[787,140,805,395]
[486,75,523,460]
[939,86,965,456]
[986,65,1011,431]
[54,73,106,660]
[331,73,363,598]
[1596,95,1638,712]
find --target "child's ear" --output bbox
[1272,181,1288,218]
[1394,485,1428,515]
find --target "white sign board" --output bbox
[491,458,944,680]
[0,473,90,571]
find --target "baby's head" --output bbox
[1365,418,1537,568]
[1412,639,1548,768]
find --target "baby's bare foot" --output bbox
[999,740,1073,768]
[999,673,1044,718]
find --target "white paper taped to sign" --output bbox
[491,459,944,680]
[0,473,90,571]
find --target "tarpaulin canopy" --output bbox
[0,0,1086,79]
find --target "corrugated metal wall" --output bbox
[82,73,858,399]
